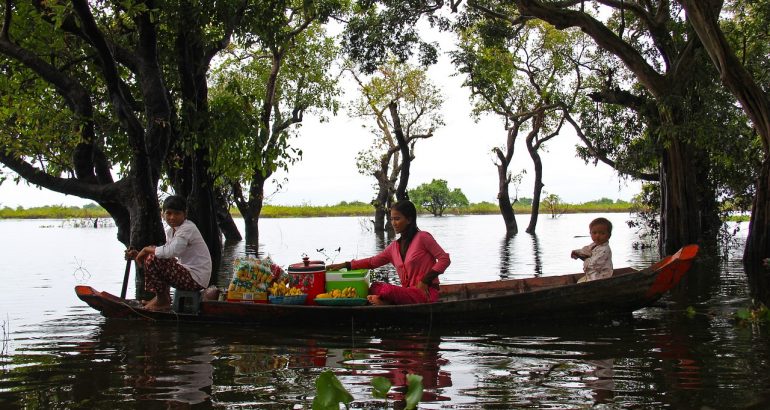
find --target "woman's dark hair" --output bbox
[162,195,187,212]
[391,200,419,257]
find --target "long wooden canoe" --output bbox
[75,244,699,327]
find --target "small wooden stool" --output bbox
[172,289,202,314]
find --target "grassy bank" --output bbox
[1,200,635,219]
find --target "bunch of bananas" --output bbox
[268,280,303,296]
[316,287,357,299]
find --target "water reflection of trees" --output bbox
[499,233,543,279]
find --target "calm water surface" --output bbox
[1,214,768,408]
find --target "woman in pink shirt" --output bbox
[327,200,450,305]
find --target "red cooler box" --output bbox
[287,257,325,305]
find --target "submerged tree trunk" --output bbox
[234,172,266,245]
[390,101,412,201]
[526,115,547,234]
[214,187,242,242]
[744,159,770,303]
[680,0,770,303]
[373,172,390,233]
[659,139,701,255]
[372,159,396,233]
[496,160,518,236]
[526,175,544,234]
[187,149,222,273]
[494,125,520,236]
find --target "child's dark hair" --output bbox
[162,195,187,212]
[590,217,612,234]
[391,200,420,254]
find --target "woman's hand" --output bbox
[415,281,430,300]
[326,262,347,272]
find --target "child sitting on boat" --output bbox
[571,217,613,283]
[126,195,212,311]
[326,200,450,305]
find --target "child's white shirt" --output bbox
[574,242,613,281]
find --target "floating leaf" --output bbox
[312,370,353,410]
[685,306,696,318]
[735,308,751,321]
[404,373,424,410]
[371,376,391,399]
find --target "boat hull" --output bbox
[75,244,699,327]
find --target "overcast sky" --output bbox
[0,72,640,209]
[0,20,641,209]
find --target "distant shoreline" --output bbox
[1,201,636,219]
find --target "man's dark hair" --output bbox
[162,195,187,212]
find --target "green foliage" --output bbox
[541,193,567,218]
[0,198,644,219]
[341,2,445,73]
[258,203,373,218]
[628,183,661,249]
[404,374,424,410]
[409,179,469,217]
[734,304,770,325]
[0,205,108,219]
[370,376,391,399]
[208,22,340,189]
[348,58,444,209]
[312,370,422,409]
[313,370,353,410]
[516,197,533,206]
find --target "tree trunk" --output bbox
[234,172,266,245]
[526,134,545,234]
[680,0,770,303]
[744,159,770,303]
[187,148,222,277]
[127,175,167,299]
[242,211,259,245]
[659,138,703,255]
[373,169,391,233]
[496,162,518,236]
[214,187,242,242]
[389,101,411,201]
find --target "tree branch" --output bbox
[0,149,125,202]
[564,111,657,181]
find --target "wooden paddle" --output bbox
[120,258,131,299]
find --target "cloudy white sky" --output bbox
[0,20,641,209]
[0,73,640,209]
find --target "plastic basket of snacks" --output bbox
[225,256,285,303]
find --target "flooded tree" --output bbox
[347,60,444,232]
[680,0,770,302]
[207,20,341,244]
[0,2,251,282]
[452,17,586,235]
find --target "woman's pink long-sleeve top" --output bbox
[350,231,451,288]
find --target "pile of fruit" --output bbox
[268,280,304,296]
[316,287,358,299]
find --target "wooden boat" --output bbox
[75,244,699,327]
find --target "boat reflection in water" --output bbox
[226,331,452,405]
